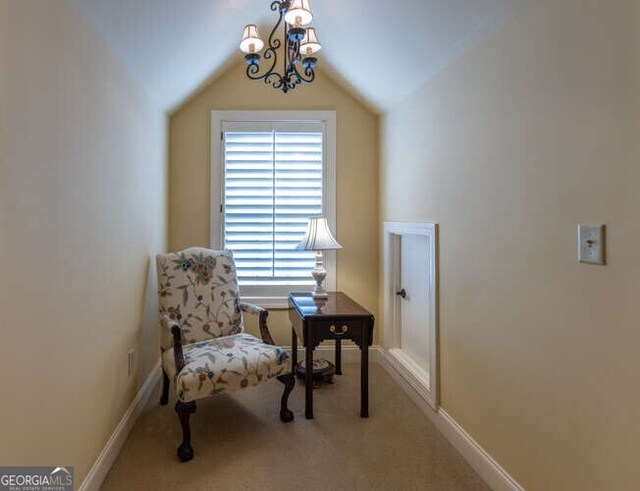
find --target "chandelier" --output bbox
[239,0,322,93]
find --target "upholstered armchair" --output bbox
[156,248,295,462]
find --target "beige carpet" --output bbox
[101,363,488,491]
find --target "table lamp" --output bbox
[296,216,342,298]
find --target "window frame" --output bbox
[210,110,337,308]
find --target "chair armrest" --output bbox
[237,301,265,315]
[238,301,275,346]
[160,314,180,331]
[160,314,186,373]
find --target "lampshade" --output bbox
[284,0,313,27]
[296,217,342,251]
[239,24,264,54]
[300,27,321,56]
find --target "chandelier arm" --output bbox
[283,23,288,85]
[270,0,287,12]
[268,1,286,49]
[290,59,316,84]
[245,45,278,81]
[244,5,285,82]
[265,71,286,91]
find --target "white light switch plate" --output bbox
[578,224,605,265]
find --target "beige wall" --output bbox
[0,0,166,484]
[382,0,640,489]
[169,62,379,344]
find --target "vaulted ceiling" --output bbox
[73,0,532,113]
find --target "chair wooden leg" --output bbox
[160,370,170,406]
[175,401,196,462]
[277,373,295,423]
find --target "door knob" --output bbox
[396,288,407,299]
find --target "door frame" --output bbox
[383,221,439,409]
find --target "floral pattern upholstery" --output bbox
[162,333,289,402]
[156,248,243,349]
[156,248,290,404]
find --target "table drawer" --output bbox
[312,319,363,341]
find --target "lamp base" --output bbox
[311,250,328,297]
[312,288,328,298]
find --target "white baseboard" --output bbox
[79,361,161,491]
[437,409,525,491]
[81,346,522,491]
[378,350,524,491]
[386,348,436,410]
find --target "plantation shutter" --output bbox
[222,121,323,285]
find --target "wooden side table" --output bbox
[288,291,375,419]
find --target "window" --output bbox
[223,129,322,282]
[211,111,336,307]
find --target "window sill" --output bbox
[238,284,318,308]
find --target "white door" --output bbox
[384,221,438,409]
[399,234,431,374]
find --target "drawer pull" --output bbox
[330,324,348,336]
